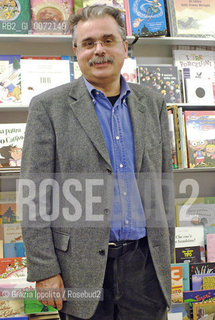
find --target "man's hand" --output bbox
[36,274,65,311]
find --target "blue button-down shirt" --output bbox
[84,76,146,241]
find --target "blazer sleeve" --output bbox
[20,96,61,282]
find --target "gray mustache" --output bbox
[88,56,114,66]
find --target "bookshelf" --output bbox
[1,35,215,196]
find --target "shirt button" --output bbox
[96,91,99,95]
[116,136,120,140]
[123,192,127,196]
[120,164,123,168]
[125,220,129,225]
[123,99,126,103]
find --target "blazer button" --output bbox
[106,168,112,174]
[99,249,105,256]
[104,209,110,215]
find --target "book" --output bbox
[192,273,215,290]
[184,111,215,168]
[168,110,177,169]
[172,263,190,292]
[203,275,215,290]
[193,301,215,320]
[0,192,17,203]
[0,0,31,34]
[30,0,74,34]
[121,56,137,83]
[184,289,215,305]
[175,226,205,262]
[24,290,57,314]
[0,123,26,168]
[172,48,215,72]
[175,246,201,264]
[0,203,18,224]
[207,234,215,262]
[3,224,22,244]
[167,105,182,169]
[0,299,24,318]
[185,78,214,104]
[83,0,125,10]
[0,55,22,105]
[20,59,71,104]
[171,265,183,303]
[138,65,181,104]
[124,0,167,37]
[3,243,25,258]
[175,197,215,231]
[190,262,215,284]
[168,303,191,320]
[166,0,215,38]
[0,257,27,280]
[178,107,188,168]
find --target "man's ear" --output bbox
[124,40,128,58]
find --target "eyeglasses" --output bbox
[75,39,124,50]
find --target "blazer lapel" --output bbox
[68,78,112,167]
[127,91,147,172]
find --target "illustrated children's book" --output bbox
[138,65,181,103]
[207,234,215,263]
[184,111,215,168]
[171,265,183,303]
[193,301,215,320]
[0,55,22,105]
[30,0,74,34]
[0,123,26,168]
[192,273,215,290]
[0,0,31,34]
[0,203,18,224]
[124,0,167,37]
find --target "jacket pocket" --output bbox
[52,231,70,252]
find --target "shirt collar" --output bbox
[83,75,131,103]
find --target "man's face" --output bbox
[73,15,128,86]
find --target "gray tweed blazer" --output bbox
[20,76,175,319]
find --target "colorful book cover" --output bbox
[171,265,183,303]
[0,203,18,224]
[175,226,205,262]
[203,276,215,290]
[166,0,215,38]
[20,59,71,104]
[0,0,31,34]
[24,290,57,314]
[178,107,188,169]
[30,0,74,34]
[124,0,167,37]
[184,111,215,168]
[193,301,215,320]
[0,55,22,105]
[0,257,27,279]
[0,123,26,168]
[192,273,215,290]
[184,289,215,305]
[3,224,22,244]
[207,234,215,263]
[138,65,181,103]
[0,299,24,318]
[171,262,190,292]
[190,262,215,284]
[175,246,201,264]
[172,49,215,72]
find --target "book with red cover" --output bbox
[184,111,215,168]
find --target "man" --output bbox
[20,5,175,320]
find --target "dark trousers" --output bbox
[59,238,167,320]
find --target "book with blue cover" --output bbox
[124,0,167,37]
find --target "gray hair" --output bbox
[68,5,126,47]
